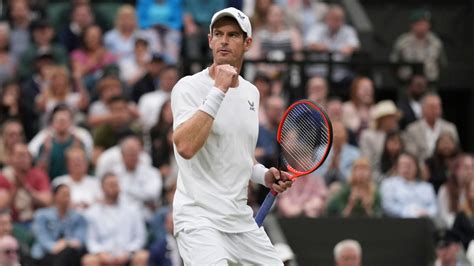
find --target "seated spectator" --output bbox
[34,66,89,127]
[0,82,28,128]
[82,173,149,266]
[149,208,181,266]
[58,3,94,53]
[34,105,89,179]
[381,153,437,218]
[31,184,86,266]
[283,0,328,37]
[316,120,360,184]
[379,131,404,181]
[404,93,459,161]
[253,73,273,128]
[452,177,474,250]
[433,229,467,266]
[0,23,17,86]
[277,172,327,218]
[249,0,272,32]
[397,74,428,130]
[8,0,32,61]
[256,96,285,167]
[0,143,52,225]
[306,76,329,109]
[118,37,151,87]
[359,100,401,180]
[391,9,446,83]
[326,97,344,122]
[425,133,460,193]
[0,120,24,168]
[18,19,68,81]
[439,154,474,228]
[138,65,178,132]
[87,75,125,128]
[53,147,102,212]
[342,77,374,139]
[327,157,382,217]
[105,5,158,61]
[304,4,360,87]
[70,25,117,90]
[136,0,183,63]
[111,136,162,220]
[131,53,167,103]
[334,239,362,266]
[93,96,141,153]
[0,235,20,266]
[0,208,34,265]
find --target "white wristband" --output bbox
[198,87,225,118]
[251,164,268,186]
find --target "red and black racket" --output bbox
[255,99,333,226]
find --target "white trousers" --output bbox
[176,227,283,266]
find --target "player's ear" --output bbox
[208,33,212,49]
[244,37,252,52]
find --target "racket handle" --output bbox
[255,190,278,227]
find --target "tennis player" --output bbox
[171,7,293,265]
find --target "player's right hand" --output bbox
[214,64,238,93]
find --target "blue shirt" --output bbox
[137,0,183,30]
[31,207,87,259]
[315,144,361,183]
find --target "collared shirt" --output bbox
[31,207,86,259]
[85,201,146,255]
[380,176,437,218]
[421,119,442,158]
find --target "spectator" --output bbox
[150,100,176,179]
[70,25,117,90]
[316,120,360,184]
[87,75,125,128]
[136,0,183,64]
[0,82,28,128]
[131,53,167,103]
[18,19,68,81]
[0,120,24,168]
[425,132,459,193]
[31,184,86,266]
[304,4,360,86]
[433,229,467,266]
[34,66,89,127]
[256,96,285,167]
[327,157,382,217]
[334,239,362,266]
[53,147,102,212]
[250,0,273,32]
[306,76,329,108]
[283,0,328,37]
[0,143,52,225]
[182,0,226,60]
[93,96,141,152]
[381,153,437,218]
[118,37,151,87]
[453,177,474,251]
[397,74,428,130]
[138,65,178,132]
[58,3,94,53]
[111,136,162,220]
[326,97,344,121]
[277,171,327,218]
[0,23,17,86]
[0,210,34,264]
[105,4,157,61]
[342,77,374,139]
[379,131,404,181]
[359,100,401,180]
[82,173,149,266]
[253,73,273,128]
[34,105,89,179]
[439,154,474,228]
[403,93,459,161]
[0,235,20,266]
[391,9,446,83]
[148,208,182,266]
[8,0,32,61]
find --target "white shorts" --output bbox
[176,227,283,266]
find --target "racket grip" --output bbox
[255,190,278,227]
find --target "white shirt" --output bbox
[104,29,159,60]
[171,68,260,234]
[421,119,442,157]
[28,127,93,158]
[95,145,152,179]
[85,201,146,255]
[138,90,170,131]
[53,175,102,210]
[111,163,162,220]
[409,100,422,119]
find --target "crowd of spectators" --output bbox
[0,0,469,265]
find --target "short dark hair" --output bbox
[53,183,69,195]
[49,104,73,124]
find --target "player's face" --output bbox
[209,17,252,67]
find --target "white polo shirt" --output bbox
[171,68,260,234]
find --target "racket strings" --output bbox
[279,103,330,173]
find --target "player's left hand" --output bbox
[264,167,293,193]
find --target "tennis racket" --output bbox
[255,99,333,227]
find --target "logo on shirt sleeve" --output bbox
[248,100,255,111]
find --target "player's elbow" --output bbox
[174,136,196,160]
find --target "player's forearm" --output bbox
[173,111,214,159]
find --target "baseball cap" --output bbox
[409,9,431,23]
[209,7,252,38]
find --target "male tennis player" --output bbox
[171,7,292,265]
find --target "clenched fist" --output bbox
[214,64,238,93]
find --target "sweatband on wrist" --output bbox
[251,163,268,186]
[198,87,225,118]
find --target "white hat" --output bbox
[371,100,402,121]
[209,7,252,38]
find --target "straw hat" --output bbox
[372,100,402,121]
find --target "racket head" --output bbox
[276,100,333,179]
